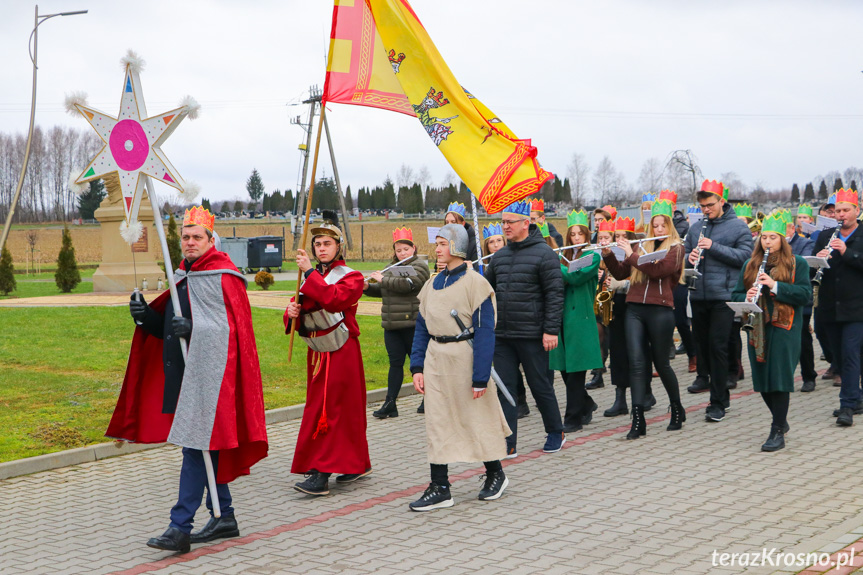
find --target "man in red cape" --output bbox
[285,210,371,496]
[108,206,267,553]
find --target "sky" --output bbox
[1,0,861,205]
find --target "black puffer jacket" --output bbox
[484,224,564,338]
[812,225,863,322]
[364,254,431,330]
[684,203,753,301]
[673,209,690,239]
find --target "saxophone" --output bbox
[594,270,614,326]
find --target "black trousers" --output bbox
[495,337,563,447]
[799,313,817,382]
[608,294,630,389]
[561,371,590,426]
[431,461,501,487]
[673,284,696,358]
[761,392,789,430]
[383,327,415,402]
[625,303,681,408]
[814,308,835,366]
[691,299,734,408]
[728,320,743,379]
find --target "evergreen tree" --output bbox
[233,200,245,214]
[818,180,828,200]
[803,183,815,202]
[246,168,265,206]
[201,197,212,211]
[457,182,471,205]
[311,176,337,210]
[834,177,844,192]
[562,178,572,204]
[790,184,800,203]
[852,180,858,192]
[165,214,183,271]
[261,193,270,213]
[0,246,16,295]
[553,177,565,202]
[372,186,384,210]
[285,189,295,212]
[55,226,81,293]
[345,185,353,210]
[397,186,410,212]
[383,177,396,209]
[77,179,106,220]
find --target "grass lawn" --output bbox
[0,306,396,462]
[0,279,95,300]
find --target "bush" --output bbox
[0,246,16,295]
[55,226,81,293]
[255,270,275,290]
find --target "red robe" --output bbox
[107,248,268,484]
[285,260,371,474]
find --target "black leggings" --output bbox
[608,294,629,389]
[431,461,501,487]
[383,327,415,402]
[672,284,696,358]
[561,370,591,426]
[761,392,789,430]
[625,303,680,408]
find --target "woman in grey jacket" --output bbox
[364,227,431,419]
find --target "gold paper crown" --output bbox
[183,206,215,232]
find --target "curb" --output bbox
[0,383,417,481]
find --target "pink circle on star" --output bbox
[109,119,148,171]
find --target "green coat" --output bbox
[549,251,604,373]
[731,255,811,393]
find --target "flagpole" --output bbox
[146,175,220,518]
[469,193,481,273]
[288,104,327,363]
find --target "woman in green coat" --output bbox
[732,212,811,452]
[549,210,604,433]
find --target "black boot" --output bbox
[417,399,425,414]
[581,398,598,425]
[604,387,629,417]
[667,401,686,431]
[147,527,190,553]
[626,406,646,440]
[643,389,657,412]
[586,371,605,390]
[517,402,530,419]
[372,398,398,419]
[294,470,330,496]
[761,427,785,452]
[190,514,240,543]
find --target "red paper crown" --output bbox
[392,226,414,244]
[836,188,859,206]
[426,87,449,107]
[658,189,677,204]
[597,219,616,233]
[387,49,406,64]
[183,206,215,232]
[530,199,544,213]
[615,217,635,233]
[598,205,617,220]
[700,180,724,197]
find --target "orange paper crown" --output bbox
[836,188,859,206]
[597,219,616,233]
[183,206,215,232]
[530,199,544,213]
[392,226,414,244]
[700,180,724,197]
[615,217,636,233]
[658,189,678,204]
[596,205,617,220]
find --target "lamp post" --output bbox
[0,5,88,256]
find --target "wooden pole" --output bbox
[288,105,327,363]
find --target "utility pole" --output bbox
[323,113,353,249]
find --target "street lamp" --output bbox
[0,5,88,256]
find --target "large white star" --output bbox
[73,57,192,224]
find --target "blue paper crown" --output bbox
[446,202,467,218]
[642,193,656,203]
[687,205,701,214]
[827,193,837,205]
[483,222,503,240]
[502,200,530,217]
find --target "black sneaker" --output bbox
[800,380,816,392]
[687,377,710,394]
[335,468,372,484]
[517,402,530,419]
[372,399,398,419]
[417,399,425,414]
[409,483,453,511]
[837,407,854,427]
[294,471,329,496]
[675,343,686,355]
[833,400,863,417]
[705,404,725,422]
[477,470,509,501]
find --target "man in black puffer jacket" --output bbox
[485,199,565,456]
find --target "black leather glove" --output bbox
[172,316,192,339]
[129,292,149,323]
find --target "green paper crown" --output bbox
[762,212,788,236]
[650,199,674,221]
[798,204,813,217]
[736,203,753,218]
[723,186,730,201]
[538,222,550,238]
[779,209,794,226]
[567,209,589,228]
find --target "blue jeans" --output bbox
[169,448,234,533]
[824,321,863,409]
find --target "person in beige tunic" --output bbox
[408,224,511,511]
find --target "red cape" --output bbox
[106,248,268,483]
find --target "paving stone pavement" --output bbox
[3,345,863,575]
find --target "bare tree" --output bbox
[637,157,664,195]
[666,150,702,199]
[567,153,591,208]
[592,156,618,206]
[719,171,747,201]
[416,165,431,190]
[396,163,415,190]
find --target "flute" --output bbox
[367,256,416,283]
[742,247,770,332]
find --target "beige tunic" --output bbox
[418,268,511,464]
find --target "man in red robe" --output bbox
[285,210,371,496]
[108,206,267,553]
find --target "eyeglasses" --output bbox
[501,219,524,226]
[699,201,719,211]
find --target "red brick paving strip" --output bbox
[799,539,863,574]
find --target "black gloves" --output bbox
[172,316,192,339]
[129,292,149,324]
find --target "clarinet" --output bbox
[742,247,770,332]
[813,227,841,307]
[687,227,706,291]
